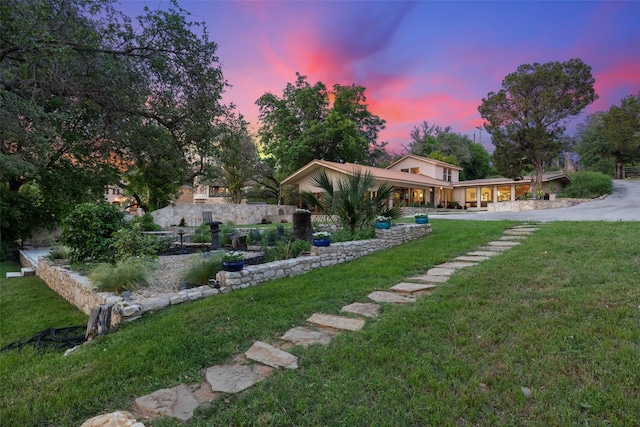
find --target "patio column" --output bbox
[476,187,481,208]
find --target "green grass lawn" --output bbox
[1,220,639,426]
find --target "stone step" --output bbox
[6,272,23,278]
[367,291,416,304]
[467,250,502,257]
[436,261,477,270]
[426,267,456,277]
[504,229,536,235]
[389,282,438,295]
[307,313,366,331]
[20,267,35,276]
[245,341,298,369]
[281,326,336,347]
[340,302,380,318]
[135,384,199,423]
[476,245,511,252]
[499,235,527,240]
[405,273,449,284]
[487,241,521,247]
[510,226,540,231]
[205,363,273,393]
[455,255,491,262]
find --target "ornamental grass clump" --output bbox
[89,257,156,294]
[182,252,225,287]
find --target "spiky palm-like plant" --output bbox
[302,170,402,233]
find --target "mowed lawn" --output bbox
[1,220,639,426]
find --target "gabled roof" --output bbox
[386,154,463,171]
[281,159,453,189]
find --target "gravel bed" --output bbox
[130,253,200,300]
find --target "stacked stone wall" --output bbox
[488,199,577,212]
[21,223,430,325]
[151,203,296,228]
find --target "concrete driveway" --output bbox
[429,179,640,222]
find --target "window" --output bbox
[410,167,420,174]
[401,168,409,173]
[481,187,493,203]
[497,186,511,201]
[515,185,531,200]
[442,168,452,182]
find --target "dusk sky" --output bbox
[120,1,640,154]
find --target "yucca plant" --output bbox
[302,170,402,233]
[89,257,156,294]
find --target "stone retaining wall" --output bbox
[21,223,431,326]
[151,203,297,228]
[20,252,122,322]
[488,199,578,212]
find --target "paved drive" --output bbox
[429,179,640,222]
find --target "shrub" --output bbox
[191,223,211,243]
[128,213,161,231]
[220,222,237,246]
[90,258,156,294]
[263,240,310,262]
[60,203,124,262]
[561,172,613,198]
[261,225,290,246]
[247,228,263,245]
[111,223,160,260]
[182,252,224,287]
[48,245,71,260]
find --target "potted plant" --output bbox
[375,215,391,229]
[312,231,332,247]
[221,251,245,272]
[414,212,429,224]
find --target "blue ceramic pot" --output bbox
[375,221,391,229]
[312,238,331,247]
[222,260,244,272]
[415,217,429,224]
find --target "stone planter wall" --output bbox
[21,223,431,325]
[20,253,122,322]
[216,223,431,289]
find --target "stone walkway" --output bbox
[80,225,541,427]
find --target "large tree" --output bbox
[478,59,598,189]
[575,112,614,175]
[256,73,386,176]
[1,0,228,242]
[407,121,492,180]
[603,92,640,179]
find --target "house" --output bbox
[281,154,570,209]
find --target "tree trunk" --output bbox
[615,162,625,179]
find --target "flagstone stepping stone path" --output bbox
[85,224,541,425]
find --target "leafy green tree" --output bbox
[301,170,401,234]
[207,114,259,204]
[256,73,386,176]
[575,112,614,175]
[1,0,228,243]
[603,92,640,179]
[478,59,598,191]
[407,121,492,180]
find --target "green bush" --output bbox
[220,222,237,246]
[48,245,71,260]
[561,171,613,198]
[247,228,263,245]
[111,223,160,260]
[60,203,124,262]
[263,239,310,262]
[128,213,161,231]
[331,227,376,242]
[89,258,156,294]
[182,252,224,287]
[191,223,211,243]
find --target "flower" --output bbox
[414,213,428,218]
[222,251,244,262]
[312,231,331,239]
[375,215,391,222]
